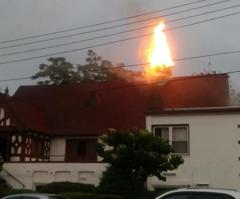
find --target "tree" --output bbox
[32,50,144,85]
[77,49,114,82]
[96,129,184,195]
[31,57,81,85]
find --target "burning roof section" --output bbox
[0,73,229,136]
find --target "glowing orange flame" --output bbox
[147,21,174,76]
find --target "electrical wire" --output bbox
[0,10,239,65]
[0,0,218,44]
[0,3,238,57]
[1,50,240,83]
[0,0,229,49]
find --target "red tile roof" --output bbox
[7,99,51,133]
[3,74,229,136]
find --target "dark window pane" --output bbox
[172,141,188,153]
[78,142,86,157]
[155,127,169,141]
[65,139,97,162]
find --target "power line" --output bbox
[0,10,239,65]
[0,0,229,49]
[1,50,240,83]
[0,0,216,44]
[0,3,239,58]
[0,76,32,82]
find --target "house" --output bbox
[0,73,233,189]
[146,106,240,190]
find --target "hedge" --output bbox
[6,189,36,195]
[38,182,95,194]
[61,192,122,199]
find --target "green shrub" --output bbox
[0,178,8,187]
[61,192,122,199]
[6,189,35,195]
[0,187,12,198]
[0,177,12,198]
[97,167,147,196]
[39,182,95,194]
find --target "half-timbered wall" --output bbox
[0,106,15,128]
[8,133,50,162]
[0,105,50,162]
[24,134,50,162]
[10,134,22,162]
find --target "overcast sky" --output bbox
[0,0,240,94]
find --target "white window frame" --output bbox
[152,125,189,155]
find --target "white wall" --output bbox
[146,113,240,190]
[2,163,107,189]
[4,113,240,190]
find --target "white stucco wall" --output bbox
[2,163,107,190]
[146,113,240,190]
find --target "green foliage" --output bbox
[38,181,95,194]
[61,192,122,199]
[96,129,184,195]
[6,189,35,195]
[0,177,12,197]
[0,177,9,188]
[0,178,34,197]
[0,187,12,198]
[31,57,81,85]
[32,50,144,85]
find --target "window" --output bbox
[153,125,189,154]
[77,141,87,158]
[65,139,97,162]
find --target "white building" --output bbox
[146,107,240,190]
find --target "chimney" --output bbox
[4,87,9,96]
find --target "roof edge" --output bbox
[147,106,240,115]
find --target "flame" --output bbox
[147,21,174,75]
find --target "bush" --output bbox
[61,192,122,199]
[0,177,12,198]
[0,187,12,198]
[39,182,95,194]
[6,189,35,195]
[97,167,147,196]
[0,188,35,198]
